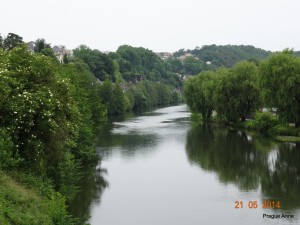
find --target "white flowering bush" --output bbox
[0,46,79,173]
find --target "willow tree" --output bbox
[260,50,300,127]
[184,71,216,120]
[214,61,260,123]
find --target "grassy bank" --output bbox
[191,112,300,143]
[0,171,73,225]
[240,112,300,142]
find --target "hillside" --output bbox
[168,45,271,75]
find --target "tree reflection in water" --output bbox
[68,162,108,224]
[185,124,300,209]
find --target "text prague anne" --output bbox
[263,214,294,219]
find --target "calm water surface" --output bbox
[75,105,300,225]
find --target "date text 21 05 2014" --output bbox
[234,200,281,209]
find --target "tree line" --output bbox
[166,44,271,76]
[0,32,181,224]
[184,49,300,130]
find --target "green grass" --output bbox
[0,171,73,225]
[0,171,52,225]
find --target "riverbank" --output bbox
[240,112,300,142]
[191,112,300,143]
[0,170,73,225]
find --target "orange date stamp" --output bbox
[234,200,281,209]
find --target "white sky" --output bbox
[1,0,299,52]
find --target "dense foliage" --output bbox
[173,45,270,71]
[214,61,260,122]
[0,32,183,224]
[0,44,108,224]
[3,33,23,50]
[73,45,115,81]
[184,61,260,123]
[113,45,182,88]
[184,50,300,131]
[184,72,215,120]
[260,50,300,127]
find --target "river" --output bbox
[71,104,300,225]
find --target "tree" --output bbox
[116,45,170,82]
[113,84,126,114]
[63,53,69,64]
[165,58,183,74]
[0,45,79,173]
[182,56,207,75]
[40,48,58,61]
[3,33,23,50]
[0,34,3,48]
[214,61,260,122]
[73,45,115,81]
[34,38,51,53]
[260,50,300,127]
[184,71,216,120]
[99,79,114,114]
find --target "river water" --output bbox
[73,105,300,225]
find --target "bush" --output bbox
[0,128,22,170]
[47,192,73,225]
[190,113,203,125]
[245,112,279,133]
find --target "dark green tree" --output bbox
[260,50,300,127]
[0,45,79,173]
[63,53,69,64]
[3,33,23,50]
[0,34,3,48]
[40,48,58,61]
[99,79,114,114]
[34,38,51,53]
[184,71,216,120]
[214,61,260,122]
[113,84,126,114]
[73,45,115,81]
[182,56,207,75]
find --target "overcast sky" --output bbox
[1,0,299,52]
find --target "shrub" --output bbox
[190,113,203,125]
[0,128,22,170]
[246,112,279,133]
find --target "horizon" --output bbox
[1,32,295,54]
[2,0,300,53]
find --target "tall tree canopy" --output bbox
[73,45,115,81]
[0,33,3,48]
[34,38,51,53]
[260,50,300,127]
[184,71,216,120]
[3,33,23,50]
[214,61,260,122]
[114,45,181,87]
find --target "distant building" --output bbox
[27,41,36,52]
[52,45,73,63]
[179,53,194,62]
[26,41,72,63]
[156,52,173,60]
[103,51,112,55]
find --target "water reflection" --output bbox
[97,105,190,160]
[68,163,108,223]
[185,124,300,209]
